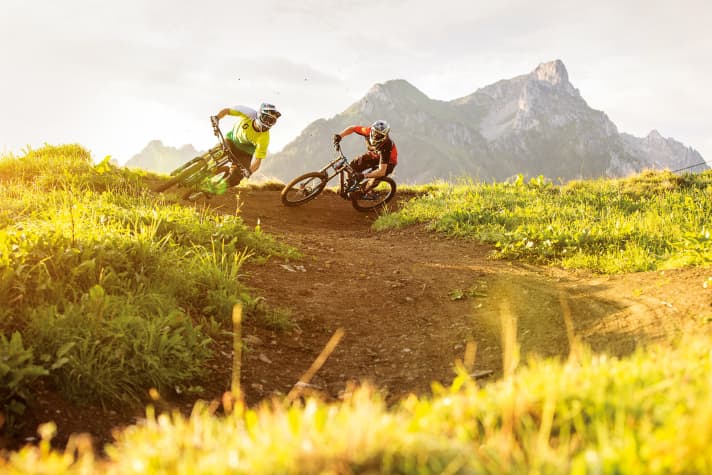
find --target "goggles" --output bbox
[370,128,387,143]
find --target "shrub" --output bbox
[0,332,48,433]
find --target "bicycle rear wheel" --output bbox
[350,177,396,212]
[281,172,328,206]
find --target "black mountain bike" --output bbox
[280,143,397,212]
[153,117,251,200]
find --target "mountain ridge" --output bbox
[259,59,706,183]
[124,140,202,174]
[127,60,708,183]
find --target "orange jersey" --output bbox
[353,126,398,165]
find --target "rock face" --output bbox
[260,59,707,184]
[124,140,201,174]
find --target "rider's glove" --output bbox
[332,134,341,145]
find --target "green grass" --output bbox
[375,171,712,273]
[2,334,712,474]
[3,148,712,473]
[0,145,299,413]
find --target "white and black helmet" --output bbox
[369,120,390,144]
[256,102,281,130]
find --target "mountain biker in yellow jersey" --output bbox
[332,120,397,192]
[209,102,281,190]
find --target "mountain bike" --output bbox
[153,116,251,200]
[280,143,397,212]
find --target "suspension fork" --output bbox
[212,116,251,178]
[338,170,347,198]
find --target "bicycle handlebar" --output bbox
[211,116,223,139]
[333,142,346,157]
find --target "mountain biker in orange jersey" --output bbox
[210,102,281,189]
[332,120,397,189]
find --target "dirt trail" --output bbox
[13,187,712,451]
[210,188,712,403]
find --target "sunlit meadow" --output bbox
[2,146,711,473]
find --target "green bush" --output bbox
[0,145,297,406]
[0,332,48,432]
[27,297,211,405]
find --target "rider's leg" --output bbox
[361,162,395,192]
[342,154,368,193]
[226,165,243,187]
[224,143,253,187]
[198,144,231,194]
[348,154,380,189]
[348,154,376,175]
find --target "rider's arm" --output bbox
[365,141,395,178]
[215,108,231,120]
[335,126,360,138]
[365,163,388,178]
[247,132,270,175]
[216,106,255,121]
[250,157,262,174]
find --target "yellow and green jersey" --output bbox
[225,105,270,159]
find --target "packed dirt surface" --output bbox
[10,187,712,452]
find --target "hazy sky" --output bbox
[1,0,710,166]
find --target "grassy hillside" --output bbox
[379,171,712,273]
[0,145,298,429]
[2,149,712,473]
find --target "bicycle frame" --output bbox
[211,116,252,178]
[318,144,360,197]
[156,117,263,197]
[280,142,397,211]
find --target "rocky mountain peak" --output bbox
[356,79,431,114]
[367,79,430,102]
[125,140,200,174]
[646,129,665,141]
[368,79,420,94]
[527,59,579,98]
[533,59,569,86]
[143,139,165,150]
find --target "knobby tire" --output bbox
[350,176,397,212]
[154,159,208,193]
[280,172,328,206]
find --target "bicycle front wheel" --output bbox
[350,177,397,212]
[154,158,209,193]
[280,172,328,206]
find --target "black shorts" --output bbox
[349,153,396,176]
[221,142,253,186]
[225,142,253,169]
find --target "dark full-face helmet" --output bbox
[256,103,281,130]
[369,120,390,144]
